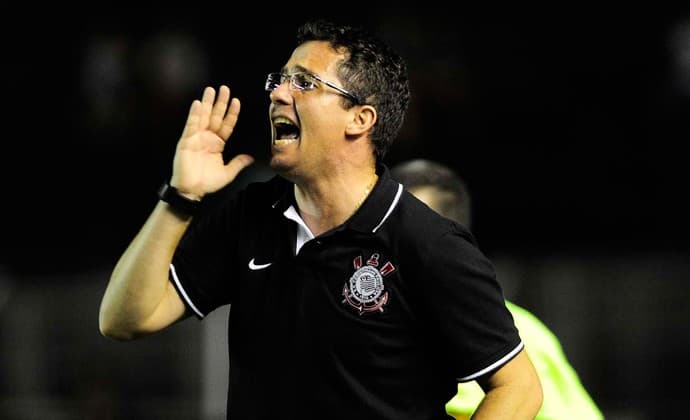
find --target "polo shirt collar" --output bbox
[347,163,403,233]
[271,163,404,234]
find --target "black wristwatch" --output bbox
[158,182,202,216]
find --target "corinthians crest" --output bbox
[342,253,396,314]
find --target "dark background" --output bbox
[2,6,689,419]
[6,7,690,271]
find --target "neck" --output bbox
[295,171,378,236]
[352,174,378,213]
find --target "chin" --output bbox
[269,156,292,176]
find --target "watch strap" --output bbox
[158,182,202,216]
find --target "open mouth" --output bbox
[273,116,300,146]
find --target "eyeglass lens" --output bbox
[265,73,315,92]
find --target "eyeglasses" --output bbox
[265,72,363,105]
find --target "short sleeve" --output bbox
[411,226,522,381]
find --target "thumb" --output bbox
[223,154,255,182]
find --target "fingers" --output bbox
[209,85,230,133]
[180,100,201,139]
[181,86,215,140]
[181,85,238,142]
[218,97,241,141]
[198,86,216,131]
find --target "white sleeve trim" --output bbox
[169,263,204,319]
[456,341,524,382]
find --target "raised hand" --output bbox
[171,85,254,200]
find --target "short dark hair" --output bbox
[390,159,472,227]
[296,19,411,161]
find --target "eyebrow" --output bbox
[280,64,311,75]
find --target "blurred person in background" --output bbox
[99,19,542,419]
[390,158,604,420]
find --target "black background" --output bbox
[5,7,689,274]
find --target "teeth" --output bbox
[274,139,297,146]
[273,116,293,125]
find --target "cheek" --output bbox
[296,94,349,141]
[302,108,345,138]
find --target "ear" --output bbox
[345,105,377,136]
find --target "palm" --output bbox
[171,85,254,199]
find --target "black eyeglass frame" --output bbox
[265,72,364,105]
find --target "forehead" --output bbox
[284,40,346,76]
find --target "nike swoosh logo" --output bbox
[248,258,272,270]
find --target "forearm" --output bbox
[471,350,543,419]
[470,382,542,419]
[99,85,251,339]
[99,202,191,340]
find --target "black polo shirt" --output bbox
[170,164,522,420]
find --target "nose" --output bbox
[269,80,294,104]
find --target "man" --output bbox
[99,19,542,419]
[390,158,604,419]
